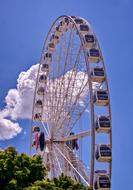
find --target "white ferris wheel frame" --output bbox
[30,15,112,187]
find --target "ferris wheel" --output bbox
[30,15,112,189]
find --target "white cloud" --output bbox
[0,64,39,140]
[0,117,22,140]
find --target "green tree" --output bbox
[25,174,93,190]
[0,147,46,190]
[0,147,92,190]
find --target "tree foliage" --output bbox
[24,175,93,190]
[0,147,92,190]
[0,147,46,190]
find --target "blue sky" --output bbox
[0,0,133,189]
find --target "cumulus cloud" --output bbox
[0,117,22,140]
[0,64,39,140]
[4,64,39,120]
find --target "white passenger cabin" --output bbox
[95,145,112,162]
[34,113,42,121]
[39,74,47,83]
[87,48,100,63]
[35,100,43,108]
[55,25,62,37]
[94,90,109,106]
[44,52,52,63]
[83,34,95,48]
[71,16,76,19]
[37,87,45,95]
[62,17,70,26]
[74,18,84,25]
[95,116,111,133]
[94,171,111,190]
[91,67,105,82]
[50,33,59,44]
[79,24,89,34]
[41,63,49,72]
[32,140,36,147]
[47,42,55,53]
[59,21,67,31]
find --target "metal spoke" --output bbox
[53,146,63,174]
[55,130,91,142]
[54,144,90,186]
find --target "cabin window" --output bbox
[99,176,111,188]
[85,35,94,43]
[36,100,42,105]
[64,17,69,24]
[45,53,52,58]
[90,49,100,56]
[94,68,104,76]
[80,24,89,31]
[75,18,83,24]
[39,75,47,81]
[48,43,55,48]
[42,64,49,69]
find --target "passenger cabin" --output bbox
[39,74,47,83]
[83,34,95,48]
[95,145,112,162]
[74,18,84,25]
[94,173,111,190]
[87,48,100,63]
[32,140,36,147]
[35,100,43,108]
[94,90,109,106]
[39,132,46,151]
[71,16,77,19]
[91,68,105,82]
[55,25,62,37]
[50,33,59,44]
[79,24,89,34]
[34,113,42,121]
[59,21,66,31]
[66,132,79,150]
[47,43,55,53]
[33,126,40,133]
[37,87,44,95]
[63,17,74,29]
[95,116,111,133]
[41,63,49,72]
[44,52,52,62]
[63,17,69,25]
